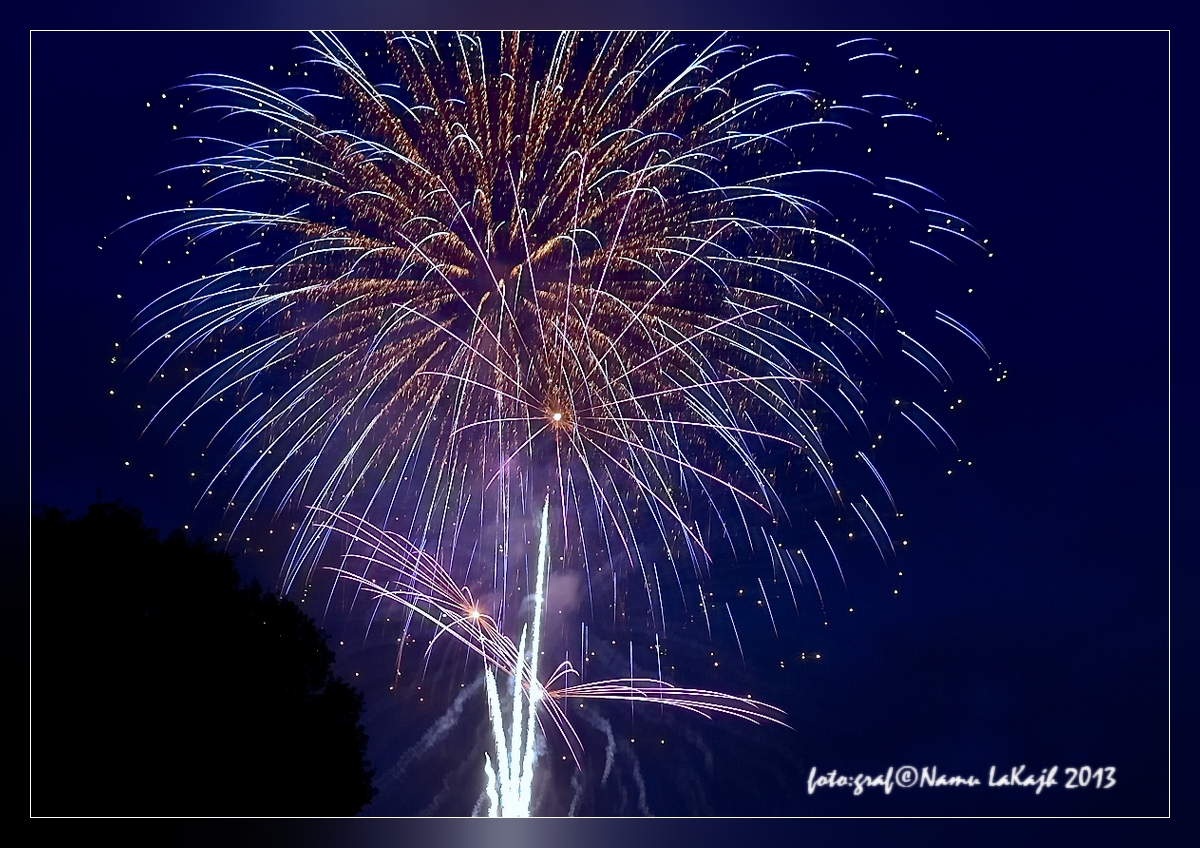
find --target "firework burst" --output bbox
[317,500,786,815]
[131,31,989,810]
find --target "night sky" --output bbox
[30,28,1169,822]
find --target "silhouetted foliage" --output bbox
[32,502,377,815]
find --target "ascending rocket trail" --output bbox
[482,496,550,817]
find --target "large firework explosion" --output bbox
[130,31,990,813]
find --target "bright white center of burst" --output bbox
[552,412,562,422]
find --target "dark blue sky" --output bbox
[30,29,1169,820]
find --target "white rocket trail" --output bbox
[483,496,550,816]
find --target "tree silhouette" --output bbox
[31,502,377,815]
